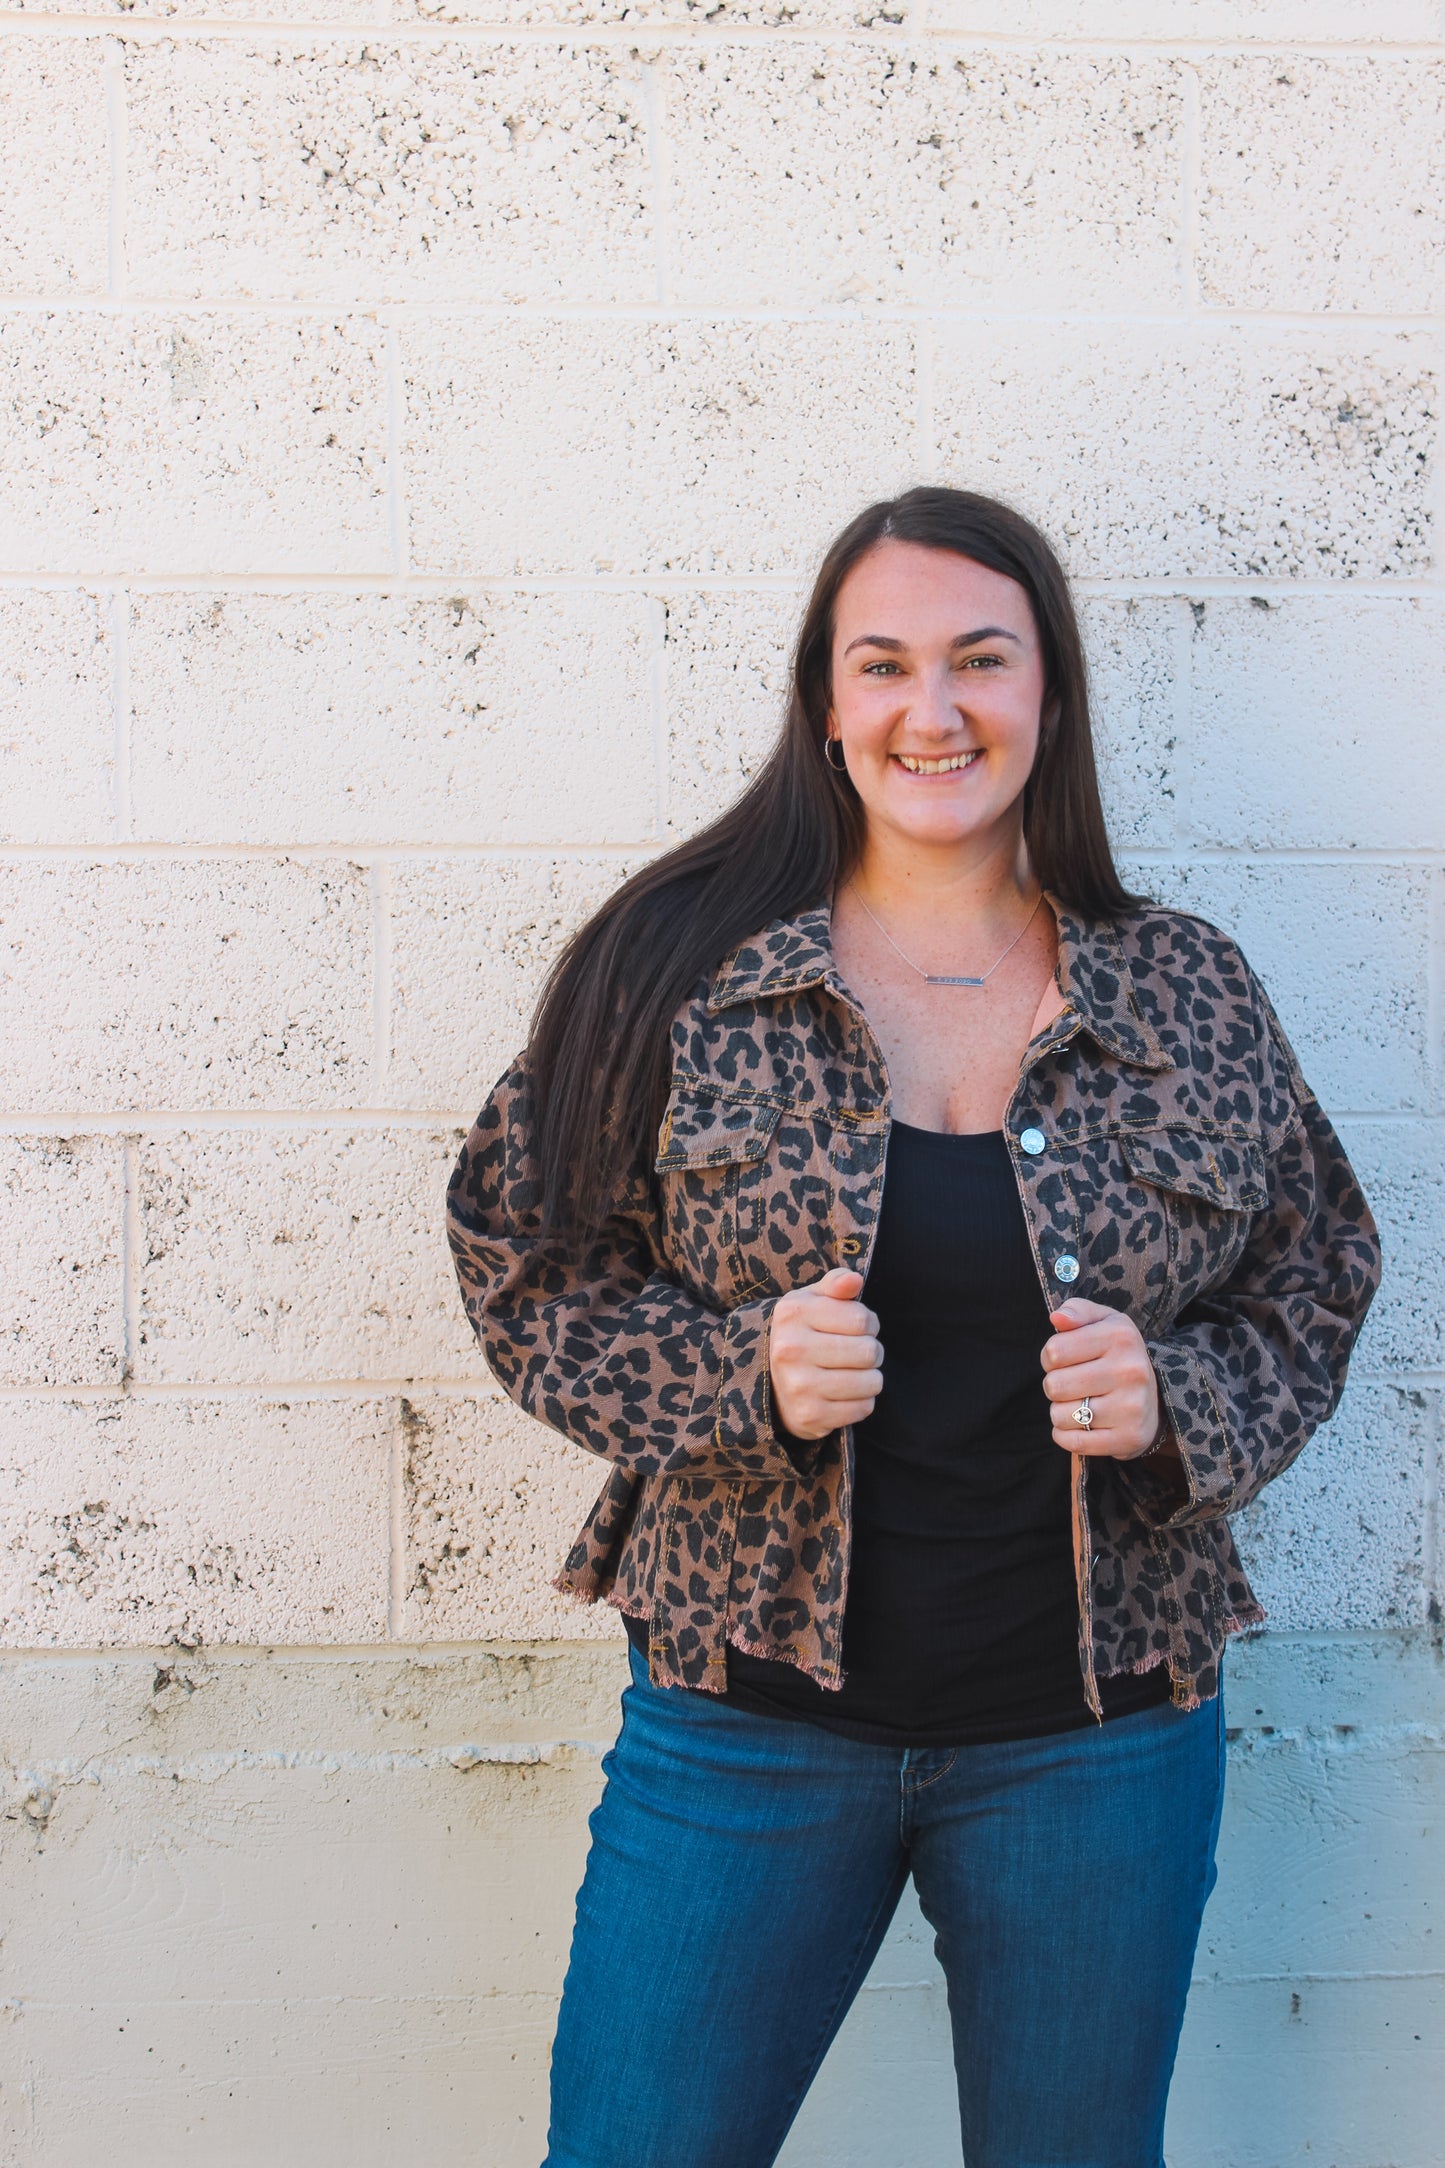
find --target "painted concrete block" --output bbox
[1178,595,1445,851]
[1168,1976,1445,2168]
[1131,858,1431,1113]
[0,38,110,298]
[1334,1119,1444,1379]
[1231,1382,1431,1632]
[6,0,388,15]
[665,47,1182,309]
[134,1127,486,1383]
[126,40,654,305]
[2,1643,631,1763]
[388,853,647,1110]
[7,1759,601,2006]
[0,859,373,1111]
[0,312,389,576]
[0,1137,124,1387]
[1203,1721,1445,1986]
[0,1396,391,1645]
[1198,56,1445,314]
[927,0,1437,28]
[931,325,1435,580]
[1,1637,1435,2167]
[401,317,919,575]
[127,589,659,846]
[0,588,114,843]
[0,1987,561,2163]
[1077,596,1183,852]
[404,0,913,21]
[400,1390,623,1640]
[663,588,801,838]
[779,1967,959,2168]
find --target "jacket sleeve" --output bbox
[446,1056,802,1484]
[1120,982,1383,1532]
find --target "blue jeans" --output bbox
[544,1644,1226,2168]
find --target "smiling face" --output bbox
[827,539,1049,862]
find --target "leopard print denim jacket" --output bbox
[447,897,1381,1716]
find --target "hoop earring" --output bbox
[824,738,848,772]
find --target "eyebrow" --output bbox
[842,626,1024,656]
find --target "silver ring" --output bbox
[1071,1397,1094,1431]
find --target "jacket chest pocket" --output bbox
[1070,1124,1267,1335]
[654,1088,783,1306]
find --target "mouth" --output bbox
[891,749,983,776]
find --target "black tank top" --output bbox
[627,1120,1171,1745]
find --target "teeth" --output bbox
[894,750,981,775]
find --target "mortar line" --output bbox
[0,1639,614,1662]
[0,839,1440,865]
[55,1109,1445,1143]
[108,588,132,840]
[914,320,936,475]
[120,1134,140,1391]
[0,296,1438,331]
[102,33,126,302]
[384,320,409,578]
[1424,1387,1441,1626]
[0,1111,486,1135]
[387,1394,407,1639]
[1430,863,1444,1116]
[0,838,651,861]
[2,1352,1438,1404]
[369,858,394,1101]
[0,1379,507,1400]
[1180,58,1202,317]
[0,1624,1429,1665]
[1,572,1442,599]
[640,57,674,309]
[1162,594,1192,855]
[6,20,1445,52]
[5,1363,1438,1402]
[648,593,668,840]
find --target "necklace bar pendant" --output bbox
[922,972,986,987]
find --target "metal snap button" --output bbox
[1019,1126,1046,1156]
[1053,1253,1080,1283]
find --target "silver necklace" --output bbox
[848,882,1045,988]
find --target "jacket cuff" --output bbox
[707,1294,803,1480]
[1120,1341,1237,1528]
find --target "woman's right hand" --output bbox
[768,1267,884,1441]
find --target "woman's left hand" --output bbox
[1041,1298,1163,1459]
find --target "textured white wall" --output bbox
[0,2,1442,2162]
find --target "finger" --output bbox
[1041,1357,1136,1402]
[1047,1298,1117,1331]
[1050,1398,1127,1441]
[812,1370,884,1405]
[1041,1322,1126,1371]
[1051,1427,1129,1457]
[814,1399,882,1431]
[816,1267,865,1300]
[806,1300,880,1337]
[809,1336,884,1371]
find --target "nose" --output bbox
[906,665,965,741]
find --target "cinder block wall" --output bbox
[1,3,1442,2162]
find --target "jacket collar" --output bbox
[708,894,1172,1073]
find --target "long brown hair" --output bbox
[528,487,1139,1236]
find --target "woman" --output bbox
[447,488,1380,2168]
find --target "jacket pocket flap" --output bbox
[1119,1127,1267,1212]
[655,1089,781,1172]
